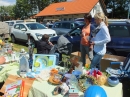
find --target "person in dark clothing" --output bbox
[37,34,53,54]
[36,34,59,65]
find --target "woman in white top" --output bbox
[90,12,111,70]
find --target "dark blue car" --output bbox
[50,21,130,56]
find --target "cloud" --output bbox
[0,0,16,6]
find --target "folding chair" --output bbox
[106,53,130,79]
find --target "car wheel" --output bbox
[106,49,116,55]
[11,35,16,43]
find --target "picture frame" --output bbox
[32,54,56,72]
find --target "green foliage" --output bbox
[0,5,15,20]
[105,0,129,18]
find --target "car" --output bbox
[51,21,84,35]
[5,20,24,34]
[10,22,57,45]
[50,20,130,56]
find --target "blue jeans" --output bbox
[90,51,103,70]
[80,44,93,66]
[53,53,59,65]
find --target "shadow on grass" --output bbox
[9,40,28,46]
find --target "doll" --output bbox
[69,56,83,73]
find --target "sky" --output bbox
[0,0,16,6]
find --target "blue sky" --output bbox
[0,0,16,6]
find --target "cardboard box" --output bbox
[71,52,91,65]
[101,54,126,72]
[71,52,126,72]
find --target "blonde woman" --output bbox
[90,12,111,70]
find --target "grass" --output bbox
[8,38,37,53]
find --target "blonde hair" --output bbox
[94,12,108,26]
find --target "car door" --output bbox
[108,24,130,55]
[19,24,28,40]
[66,26,82,51]
[13,24,21,39]
[52,23,62,35]
[60,22,71,35]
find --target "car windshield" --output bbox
[6,22,14,26]
[26,23,46,30]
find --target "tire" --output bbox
[106,49,116,55]
[11,35,16,43]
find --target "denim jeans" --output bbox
[53,53,59,65]
[80,44,93,66]
[90,51,103,70]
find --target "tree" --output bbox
[104,0,129,18]
[0,5,15,21]
[51,0,66,3]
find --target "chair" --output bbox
[106,53,130,79]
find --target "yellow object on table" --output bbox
[1,65,123,97]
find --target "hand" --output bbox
[90,41,95,45]
[81,32,85,37]
[49,42,53,46]
[89,45,93,51]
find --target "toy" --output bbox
[97,74,107,86]
[84,85,107,97]
[53,83,69,96]
[70,56,83,73]
[19,55,29,74]
[50,68,58,76]
[69,86,79,97]
[72,70,82,78]
[107,76,119,87]
[4,80,24,97]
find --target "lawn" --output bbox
[8,39,37,53]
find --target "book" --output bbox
[4,80,24,97]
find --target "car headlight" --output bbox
[35,33,42,40]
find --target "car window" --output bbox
[109,25,130,37]
[53,23,61,28]
[70,27,82,36]
[71,23,76,29]
[26,23,46,30]
[19,24,26,30]
[6,22,14,26]
[14,24,20,29]
[61,23,70,29]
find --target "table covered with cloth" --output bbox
[0,63,122,97]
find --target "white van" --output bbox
[5,20,24,33]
